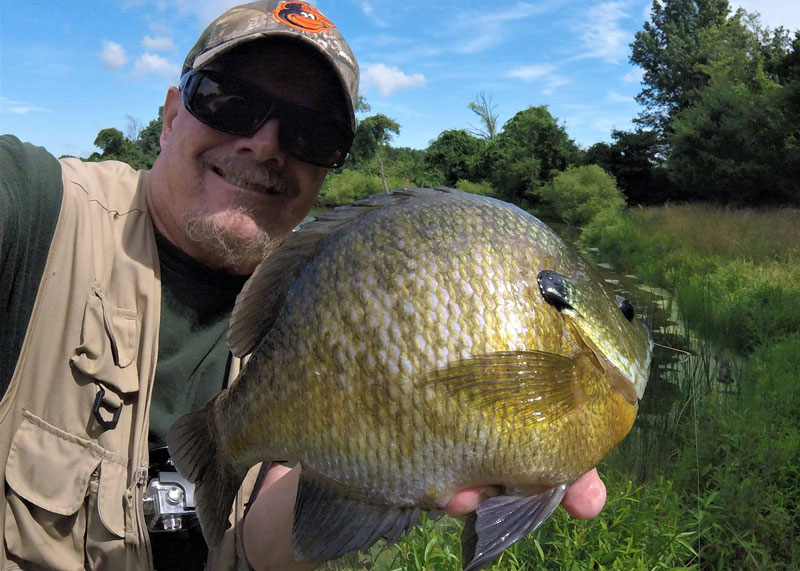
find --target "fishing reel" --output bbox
[143,447,198,532]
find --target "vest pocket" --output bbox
[70,293,140,395]
[4,411,128,569]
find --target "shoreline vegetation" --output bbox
[321,202,800,570]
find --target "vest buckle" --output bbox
[92,385,122,430]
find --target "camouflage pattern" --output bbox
[183,1,359,130]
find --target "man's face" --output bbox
[149,40,346,275]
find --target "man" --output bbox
[0,1,605,569]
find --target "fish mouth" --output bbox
[205,158,297,198]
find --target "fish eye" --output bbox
[616,295,635,322]
[537,270,574,312]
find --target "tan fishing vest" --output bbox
[0,158,257,570]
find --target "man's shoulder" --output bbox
[59,157,150,214]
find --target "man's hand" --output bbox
[442,468,606,519]
[244,465,607,570]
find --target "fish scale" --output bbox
[167,187,652,570]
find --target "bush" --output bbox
[580,208,641,272]
[536,165,625,226]
[318,170,398,206]
[453,179,496,197]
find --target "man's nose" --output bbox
[232,118,286,167]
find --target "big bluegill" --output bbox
[167,187,652,569]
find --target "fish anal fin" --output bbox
[425,351,584,425]
[292,472,425,563]
[462,484,569,571]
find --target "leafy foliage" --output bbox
[349,113,400,165]
[317,169,397,206]
[536,165,625,226]
[585,129,677,205]
[466,91,499,140]
[425,129,485,187]
[452,179,495,197]
[485,106,579,206]
[87,108,162,169]
[630,0,731,133]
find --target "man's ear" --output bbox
[160,87,182,148]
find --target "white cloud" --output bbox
[622,68,644,83]
[0,97,51,115]
[732,0,800,31]
[142,35,175,51]
[507,64,555,82]
[451,2,559,55]
[132,53,180,80]
[605,91,634,103]
[578,2,631,63]
[506,64,568,93]
[100,40,129,70]
[362,63,426,97]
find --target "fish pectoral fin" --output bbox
[425,351,584,424]
[461,485,568,571]
[165,403,246,548]
[292,472,426,563]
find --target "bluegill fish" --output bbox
[167,187,652,569]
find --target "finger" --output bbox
[561,468,606,520]
[441,485,502,518]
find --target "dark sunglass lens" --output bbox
[186,72,270,134]
[183,70,352,167]
[278,109,352,167]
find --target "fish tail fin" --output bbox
[461,484,568,571]
[166,405,246,549]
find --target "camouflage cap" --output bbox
[183,1,359,131]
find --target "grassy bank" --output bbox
[581,204,800,568]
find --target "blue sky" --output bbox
[1,1,797,159]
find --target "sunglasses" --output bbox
[179,69,354,168]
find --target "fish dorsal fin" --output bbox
[423,350,584,425]
[228,189,442,357]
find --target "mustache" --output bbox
[202,156,299,197]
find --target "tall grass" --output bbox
[583,203,800,569]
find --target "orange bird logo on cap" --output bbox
[273,1,336,33]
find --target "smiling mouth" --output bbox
[211,165,282,195]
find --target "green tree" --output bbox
[662,13,800,204]
[586,129,676,205]
[485,106,579,206]
[87,107,163,169]
[466,92,499,141]
[382,146,444,189]
[425,129,485,187]
[349,113,400,165]
[630,0,731,133]
[668,76,798,205]
[135,107,163,166]
[88,127,151,169]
